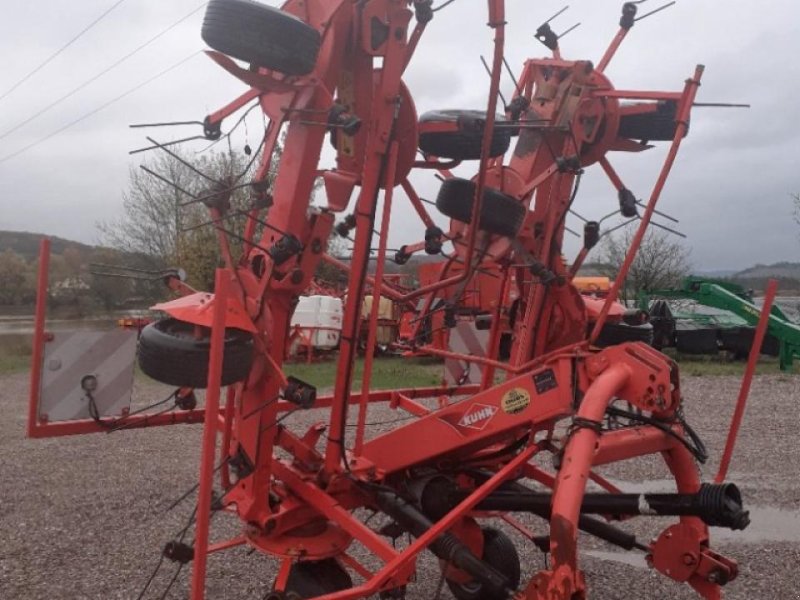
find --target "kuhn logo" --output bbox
[458,404,498,431]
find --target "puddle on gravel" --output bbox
[713,506,800,543]
[596,478,677,494]
[583,506,800,571]
[584,507,800,570]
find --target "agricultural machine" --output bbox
[637,277,800,368]
[27,0,769,598]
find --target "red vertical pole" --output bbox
[190,268,229,600]
[590,65,704,344]
[715,279,777,484]
[27,238,50,438]
[220,386,236,490]
[354,141,398,455]
[596,27,630,73]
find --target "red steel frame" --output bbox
[26,2,761,599]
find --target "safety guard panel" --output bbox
[38,329,137,422]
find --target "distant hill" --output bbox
[693,269,738,278]
[733,262,800,280]
[0,230,96,260]
[0,230,161,311]
[730,262,800,293]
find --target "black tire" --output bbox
[675,325,719,355]
[436,178,525,238]
[648,300,675,350]
[419,110,511,160]
[595,321,654,348]
[138,318,253,388]
[447,528,520,600]
[284,559,352,598]
[618,100,688,142]
[201,0,321,76]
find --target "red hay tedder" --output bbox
[27,1,774,598]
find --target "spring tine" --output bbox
[212,224,274,255]
[693,102,751,108]
[130,120,204,129]
[480,55,508,107]
[145,136,221,184]
[634,1,676,22]
[600,217,638,238]
[502,56,523,96]
[647,218,687,238]
[568,208,589,223]
[140,165,199,199]
[89,262,177,276]
[636,200,679,223]
[558,22,581,40]
[544,5,569,25]
[129,135,205,155]
[598,208,623,225]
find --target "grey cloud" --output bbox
[0,0,797,271]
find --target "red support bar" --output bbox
[27,238,50,438]
[310,444,539,600]
[389,392,431,417]
[355,141,399,454]
[190,269,230,600]
[593,425,678,466]
[293,384,480,412]
[715,278,778,484]
[205,87,260,126]
[206,535,246,554]
[598,155,624,191]
[26,409,207,438]
[591,89,683,101]
[547,364,630,576]
[391,1,507,305]
[590,65,704,344]
[320,253,406,302]
[400,178,435,228]
[596,27,630,73]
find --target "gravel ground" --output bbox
[1,369,799,599]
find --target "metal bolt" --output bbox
[682,553,696,566]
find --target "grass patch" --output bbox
[0,334,32,375]
[285,356,442,390]
[661,348,798,376]
[2,331,795,381]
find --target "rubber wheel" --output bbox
[201,0,321,76]
[447,528,520,600]
[595,321,654,347]
[419,110,511,160]
[436,178,525,237]
[648,300,675,350]
[138,318,253,388]
[284,559,352,598]
[618,100,688,142]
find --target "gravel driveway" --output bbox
[1,369,799,599]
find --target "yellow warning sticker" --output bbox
[501,387,530,415]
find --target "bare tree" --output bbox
[0,249,30,305]
[99,148,267,290]
[792,193,800,230]
[598,224,692,302]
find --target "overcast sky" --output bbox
[0,0,797,271]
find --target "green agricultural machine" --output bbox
[637,277,800,371]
